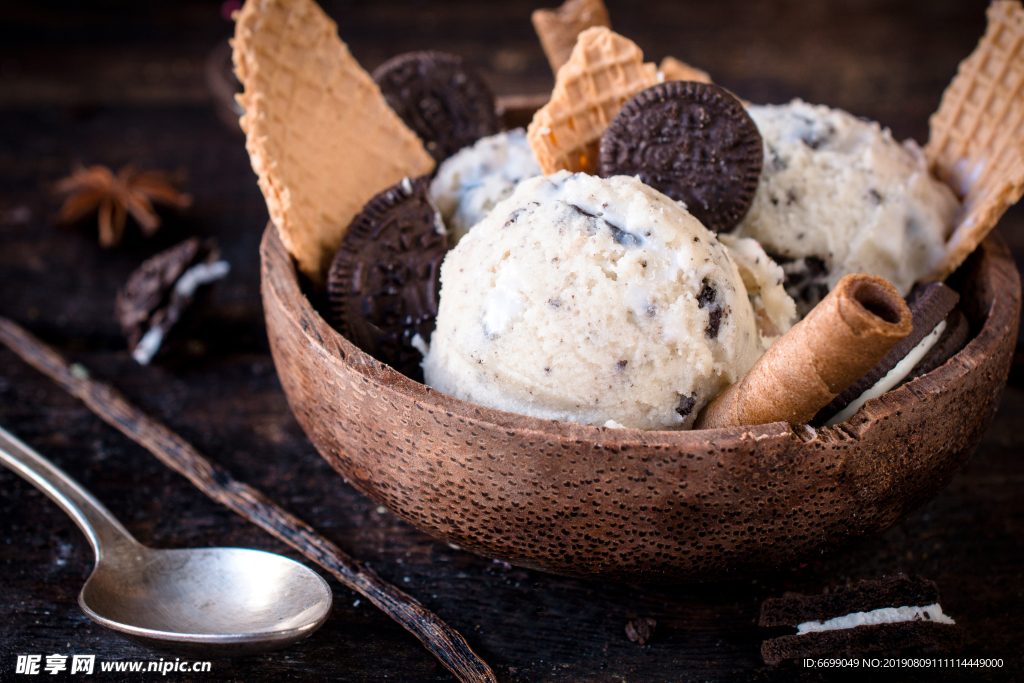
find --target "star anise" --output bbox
[54,164,193,247]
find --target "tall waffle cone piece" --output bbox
[527,27,658,175]
[233,0,434,283]
[925,0,1024,281]
[532,0,611,74]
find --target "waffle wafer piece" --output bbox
[527,27,658,175]
[925,0,1024,281]
[532,0,611,74]
[233,0,434,283]
[658,56,712,84]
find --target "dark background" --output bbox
[2,1,1022,681]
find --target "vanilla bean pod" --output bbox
[0,316,497,683]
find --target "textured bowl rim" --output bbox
[262,221,1019,446]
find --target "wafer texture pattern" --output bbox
[233,0,434,282]
[926,0,1024,281]
[532,0,611,73]
[527,27,658,175]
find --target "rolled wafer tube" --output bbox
[694,274,912,429]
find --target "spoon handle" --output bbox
[0,425,139,560]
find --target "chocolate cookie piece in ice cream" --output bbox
[734,100,960,315]
[423,172,783,430]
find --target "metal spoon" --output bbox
[0,426,333,657]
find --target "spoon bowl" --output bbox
[0,426,333,657]
[81,546,332,656]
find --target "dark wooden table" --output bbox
[2,1,1022,681]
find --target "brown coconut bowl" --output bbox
[261,221,1019,582]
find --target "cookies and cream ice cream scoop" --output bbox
[423,172,793,430]
[734,100,961,315]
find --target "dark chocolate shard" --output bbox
[813,281,962,425]
[696,278,723,338]
[504,207,527,228]
[115,237,229,365]
[675,393,697,419]
[771,254,831,318]
[326,175,448,382]
[568,203,598,220]
[373,51,499,164]
[569,203,642,247]
[608,223,641,248]
[598,80,763,233]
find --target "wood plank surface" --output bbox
[1,1,1021,681]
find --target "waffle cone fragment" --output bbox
[532,0,611,73]
[527,27,658,175]
[658,56,712,84]
[233,0,434,283]
[925,0,1024,282]
[695,274,912,429]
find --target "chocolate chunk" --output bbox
[569,202,642,246]
[373,51,499,164]
[772,254,831,317]
[326,176,448,382]
[696,278,716,308]
[813,281,962,425]
[598,81,763,233]
[608,223,641,248]
[696,277,723,338]
[115,237,229,365]
[504,207,527,228]
[675,393,697,419]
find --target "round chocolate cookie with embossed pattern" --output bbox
[373,51,499,164]
[326,176,448,382]
[599,81,763,233]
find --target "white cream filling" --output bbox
[132,327,165,366]
[132,260,231,365]
[410,333,429,358]
[174,260,230,298]
[796,603,955,635]
[827,320,946,426]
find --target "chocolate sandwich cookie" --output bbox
[326,175,447,382]
[598,81,763,233]
[814,281,964,425]
[760,575,963,665]
[908,308,970,380]
[373,51,499,164]
[116,237,230,365]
